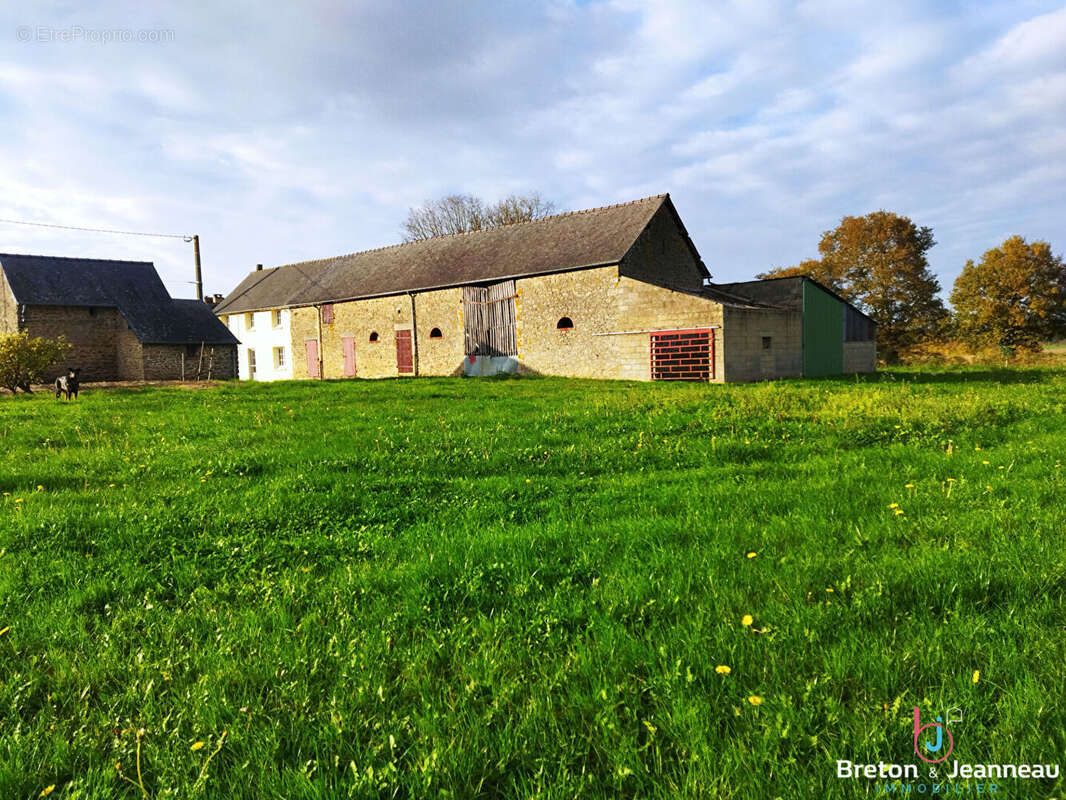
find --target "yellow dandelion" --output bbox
[715,665,731,674]
[741,614,753,627]
[108,483,116,488]
[972,670,980,684]
[748,695,763,706]
[190,741,205,751]
[525,479,531,483]
[746,551,757,559]
[894,509,904,516]
[40,786,55,798]
[826,587,834,592]
[14,499,23,504]
[982,460,990,465]
[0,626,9,636]
[904,483,914,489]
[36,485,44,491]
[888,502,899,508]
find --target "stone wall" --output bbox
[0,268,17,334]
[619,203,709,292]
[414,288,465,376]
[721,306,803,383]
[116,325,144,380]
[843,341,877,373]
[141,344,237,381]
[22,305,121,381]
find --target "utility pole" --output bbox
[192,234,203,301]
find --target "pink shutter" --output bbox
[342,337,356,377]
[305,339,320,378]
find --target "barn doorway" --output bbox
[650,329,713,381]
[462,280,518,376]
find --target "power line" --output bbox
[0,216,191,240]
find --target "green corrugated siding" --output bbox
[802,281,844,376]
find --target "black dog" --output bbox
[54,368,80,400]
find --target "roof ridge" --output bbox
[266,194,670,273]
[0,253,155,265]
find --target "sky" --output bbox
[0,0,1063,303]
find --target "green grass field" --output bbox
[1,369,1064,799]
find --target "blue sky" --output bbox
[0,1,1063,302]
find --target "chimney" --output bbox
[256,263,263,271]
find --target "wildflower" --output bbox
[972,670,980,684]
[741,614,753,627]
[888,502,899,508]
[826,587,834,592]
[982,460,990,465]
[14,499,23,504]
[904,483,914,489]
[36,485,43,491]
[108,483,116,488]
[715,665,731,675]
[190,741,205,751]
[894,509,904,516]
[748,695,763,706]
[40,786,55,798]
[0,626,9,636]
[746,551,757,559]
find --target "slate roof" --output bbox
[0,253,238,345]
[215,194,696,314]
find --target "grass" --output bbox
[1,368,1064,798]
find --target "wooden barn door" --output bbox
[463,280,517,356]
[342,336,356,377]
[305,339,320,378]
[395,330,413,374]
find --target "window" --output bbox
[247,348,257,378]
[429,327,443,339]
[369,331,379,342]
[321,304,335,325]
[762,336,772,350]
[245,312,255,330]
[274,347,286,368]
[272,309,282,328]
[557,316,574,330]
[88,307,97,317]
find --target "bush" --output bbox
[0,331,71,393]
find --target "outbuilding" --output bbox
[214,194,875,382]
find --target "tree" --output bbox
[950,236,1066,353]
[402,192,557,242]
[0,332,71,393]
[759,211,948,357]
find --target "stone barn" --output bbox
[214,194,875,382]
[0,254,239,382]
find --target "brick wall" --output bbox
[0,268,17,334]
[843,341,876,373]
[141,344,237,380]
[721,306,803,382]
[22,305,121,381]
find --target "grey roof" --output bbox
[215,194,692,314]
[717,276,877,323]
[0,253,238,345]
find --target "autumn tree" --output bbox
[402,192,557,242]
[0,332,71,393]
[759,211,948,357]
[950,236,1066,353]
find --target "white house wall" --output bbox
[224,309,293,381]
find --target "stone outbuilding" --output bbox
[214,194,875,382]
[0,254,239,382]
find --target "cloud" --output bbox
[0,0,1062,300]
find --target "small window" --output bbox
[321,304,335,325]
[557,317,574,330]
[429,327,443,339]
[88,307,97,317]
[369,331,379,342]
[762,336,772,350]
[274,346,286,368]
[247,348,257,378]
[245,312,255,330]
[272,310,282,328]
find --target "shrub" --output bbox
[0,331,71,393]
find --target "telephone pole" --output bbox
[192,234,203,301]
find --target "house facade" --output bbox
[0,254,239,382]
[226,306,293,381]
[215,195,875,383]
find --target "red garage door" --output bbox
[650,329,713,381]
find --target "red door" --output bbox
[395,330,413,374]
[305,339,320,378]
[342,336,356,377]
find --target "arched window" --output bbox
[429,327,443,339]
[369,331,379,342]
[557,316,574,330]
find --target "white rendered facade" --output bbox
[222,308,293,381]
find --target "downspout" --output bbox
[408,291,420,377]
[315,304,324,379]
